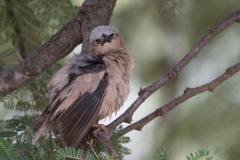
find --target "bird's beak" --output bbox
[100,33,112,45]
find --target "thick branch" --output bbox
[107,9,240,131]
[0,0,117,98]
[119,62,240,136]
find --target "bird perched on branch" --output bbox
[32,26,134,148]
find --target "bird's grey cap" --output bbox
[90,26,119,43]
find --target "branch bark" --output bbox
[0,0,117,98]
[119,62,240,136]
[107,9,240,131]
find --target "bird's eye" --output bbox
[94,39,101,44]
[110,33,115,38]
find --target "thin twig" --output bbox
[107,9,240,131]
[119,62,240,136]
[88,140,101,160]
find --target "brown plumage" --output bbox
[32,26,134,148]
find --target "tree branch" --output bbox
[0,0,117,98]
[107,9,240,131]
[119,62,240,136]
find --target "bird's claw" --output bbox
[91,124,110,141]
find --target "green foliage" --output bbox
[0,115,28,138]
[0,103,132,159]
[186,148,213,160]
[56,146,96,160]
[107,125,131,160]
[81,125,132,160]
[0,92,34,112]
[155,148,167,160]
[109,125,131,159]
[0,94,19,110]
[0,0,77,67]
[0,114,59,159]
[0,137,17,160]
[160,0,185,15]
[154,148,215,160]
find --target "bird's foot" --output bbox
[92,123,108,133]
[91,124,110,142]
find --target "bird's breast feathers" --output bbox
[97,53,134,120]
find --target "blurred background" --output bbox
[0,0,240,159]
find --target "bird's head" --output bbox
[89,26,126,54]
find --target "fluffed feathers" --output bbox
[32,26,134,147]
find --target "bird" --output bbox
[32,26,134,148]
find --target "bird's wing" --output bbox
[60,72,108,147]
[32,54,107,147]
[47,53,106,100]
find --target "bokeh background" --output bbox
[1,0,240,159]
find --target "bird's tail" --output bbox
[32,121,49,145]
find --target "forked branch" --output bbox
[107,10,240,135]
[119,62,240,136]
